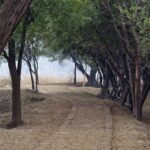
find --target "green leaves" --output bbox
[15,0,149,65]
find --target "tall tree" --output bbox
[3,10,33,128]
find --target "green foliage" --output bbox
[113,0,150,56]
[8,0,150,66]
[29,0,96,63]
[0,0,4,6]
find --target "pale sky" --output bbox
[0,57,85,78]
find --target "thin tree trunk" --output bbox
[28,62,35,90]
[98,70,103,87]
[35,72,38,92]
[98,65,110,99]
[33,56,39,92]
[121,84,130,106]
[74,63,77,85]
[141,83,150,107]
[99,78,110,99]
[133,54,142,120]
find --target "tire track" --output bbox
[34,94,114,150]
[34,97,77,150]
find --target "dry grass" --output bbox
[0,84,149,150]
[21,75,85,85]
[0,77,11,87]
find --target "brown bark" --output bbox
[28,61,35,90]
[98,66,110,99]
[87,68,97,87]
[133,53,142,120]
[141,83,150,107]
[121,84,130,106]
[74,63,77,85]
[0,0,32,54]
[33,55,39,92]
[11,72,22,126]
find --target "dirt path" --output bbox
[35,95,114,150]
[0,85,150,150]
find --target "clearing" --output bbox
[0,84,150,150]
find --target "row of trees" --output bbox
[37,0,150,120]
[0,0,149,128]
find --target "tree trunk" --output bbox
[74,63,77,85]
[141,83,150,107]
[35,72,38,92]
[0,0,32,54]
[121,84,130,106]
[92,57,102,87]
[99,78,110,99]
[7,60,23,128]
[98,65,110,99]
[87,68,97,87]
[11,74,22,126]
[8,66,22,128]
[28,61,35,90]
[98,71,103,87]
[33,56,39,92]
[133,100,142,121]
[133,56,142,120]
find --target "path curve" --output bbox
[34,94,114,150]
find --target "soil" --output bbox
[0,84,150,150]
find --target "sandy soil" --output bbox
[0,84,150,150]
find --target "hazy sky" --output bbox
[0,57,86,78]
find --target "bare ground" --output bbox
[0,84,150,150]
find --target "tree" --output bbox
[2,10,33,128]
[23,39,41,92]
